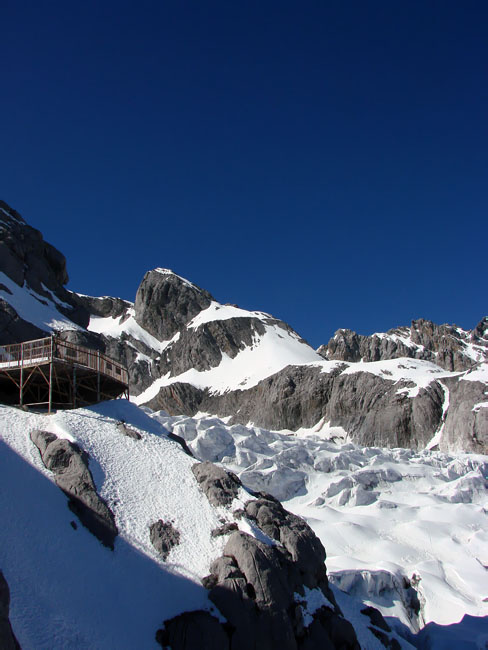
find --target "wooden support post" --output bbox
[97,351,100,402]
[73,365,77,408]
[48,337,54,413]
[20,342,24,406]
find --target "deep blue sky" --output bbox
[1,1,486,347]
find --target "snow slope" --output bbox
[151,409,488,637]
[133,323,327,403]
[0,271,81,333]
[0,401,240,649]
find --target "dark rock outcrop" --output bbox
[161,462,360,650]
[325,372,445,449]
[0,571,20,650]
[157,610,229,650]
[134,269,213,342]
[192,461,241,507]
[116,421,142,440]
[149,520,181,560]
[211,523,239,538]
[30,430,118,549]
[442,376,488,453]
[166,432,194,457]
[0,200,89,329]
[72,294,132,320]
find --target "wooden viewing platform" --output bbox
[0,336,129,412]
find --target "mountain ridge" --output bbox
[0,200,487,454]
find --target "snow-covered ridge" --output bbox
[187,300,272,329]
[134,323,326,402]
[88,308,180,355]
[0,271,81,333]
[340,358,461,398]
[153,268,199,290]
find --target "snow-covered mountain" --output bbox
[1,199,488,648]
[1,200,487,454]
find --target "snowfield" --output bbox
[152,409,488,638]
[0,401,234,649]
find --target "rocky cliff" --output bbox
[318,318,488,372]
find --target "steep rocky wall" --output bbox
[0,200,89,329]
[319,318,488,372]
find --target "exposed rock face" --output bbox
[0,200,89,329]
[30,430,118,549]
[191,461,241,507]
[134,269,213,342]
[163,317,266,376]
[149,520,181,560]
[73,294,132,320]
[442,377,488,453]
[160,462,360,650]
[319,318,488,372]
[0,571,20,650]
[325,372,445,449]
[147,366,448,450]
[157,610,229,650]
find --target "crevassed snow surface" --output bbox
[151,409,488,636]
[0,401,236,649]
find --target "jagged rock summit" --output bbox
[1,199,487,453]
[319,317,488,372]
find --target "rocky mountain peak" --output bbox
[134,268,214,341]
[0,200,68,293]
[471,316,488,342]
[319,318,488,372]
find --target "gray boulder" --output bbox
[30,430,118,549]
[0,571,20,650]
[116,421,142,440]
[244,496,328,589]
[191,461,241,507]
[149,520,181,560]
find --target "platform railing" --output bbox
[0,336,128,385]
